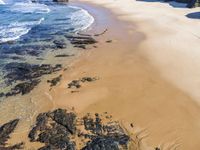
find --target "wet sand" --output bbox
[2,0,200,149]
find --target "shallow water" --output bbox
[0,0,94,132]
[0,0,94,93]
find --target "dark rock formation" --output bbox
[0,63,62,97]
[3,63,62,84]
[29,109,130,150]
[47,75,62,87]
[68,77,97,89]
[0,119,24,149]
[55,54,75,57]
[29,109,76,150]
[65,35,97,49]
[53,40,67,49]
[82,113,129,150]
[5,79,40,96]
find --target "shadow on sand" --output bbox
[136,0,187,8]
[186,12,200,19]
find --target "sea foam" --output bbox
[10,2,50,13]
[0,0,5,4]
[69,6,94,32]
[0,18,44,43]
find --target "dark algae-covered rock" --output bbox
[81,113,129,150]
[28,109,76,150]
[53,40,67,49]
[65,35,97,49]
[68,77,98,89]
[0,119,24,149]
[1,63,62,97]
[47,75,62,87]
[5,79,40,96]
[3,63,62,83]
[29,109,130,150]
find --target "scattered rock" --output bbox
[29,109,130,150]
[53,40,67,49]
[1,63,62,97]
[68,77,97,89]
[55,54,75,57]
[29,109,76,150]
[3,63,62,84]
[5,79,40,96]
[0,119,24,149]
[65,35,97,49]
[47,75,62,87]
[106,40,112,43]
[82,113,129,150]
[81,77,97,82]
[68,80,81,89]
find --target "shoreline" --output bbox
[1,0,200,149]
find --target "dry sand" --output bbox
[3,0,200,149]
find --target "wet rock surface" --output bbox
[0,119,24,149]
[55,54,75,57]
[28,109,130,150]
[47,75,62,87]
[81,113,129,150]
[5,79,40,97]
[68,77,98,89]
[53,40,67,49]
[65,35,97,49]
[0,63,62,97]
[28,109,76,150]
[3,63,62,84]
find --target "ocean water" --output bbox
[0,0,94,93]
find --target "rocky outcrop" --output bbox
[28,109,130,150]
[0,63,62,97]
[0,119,24,150]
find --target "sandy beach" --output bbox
[52,0,200,149]
[1,0,200,149]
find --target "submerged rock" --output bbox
[6,79,40,96]
[0,63,62,97]
[3,63,62,84]
[65,35,97,49]
[53,40,67,49]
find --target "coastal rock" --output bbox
[0,63,62,97]
[55,54,75,57]
[5,79,40,96]
[0,119,24,149]
[4,63,62,84]
[29,109,130,150]
[53,40,67,49]
[81,135,128,150]
[47,75,62,87]
[68,77,97,89]
[65,35,97,49]
[29,109,76,150]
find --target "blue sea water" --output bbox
[0,0,94,92]
[0,0,94,43]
